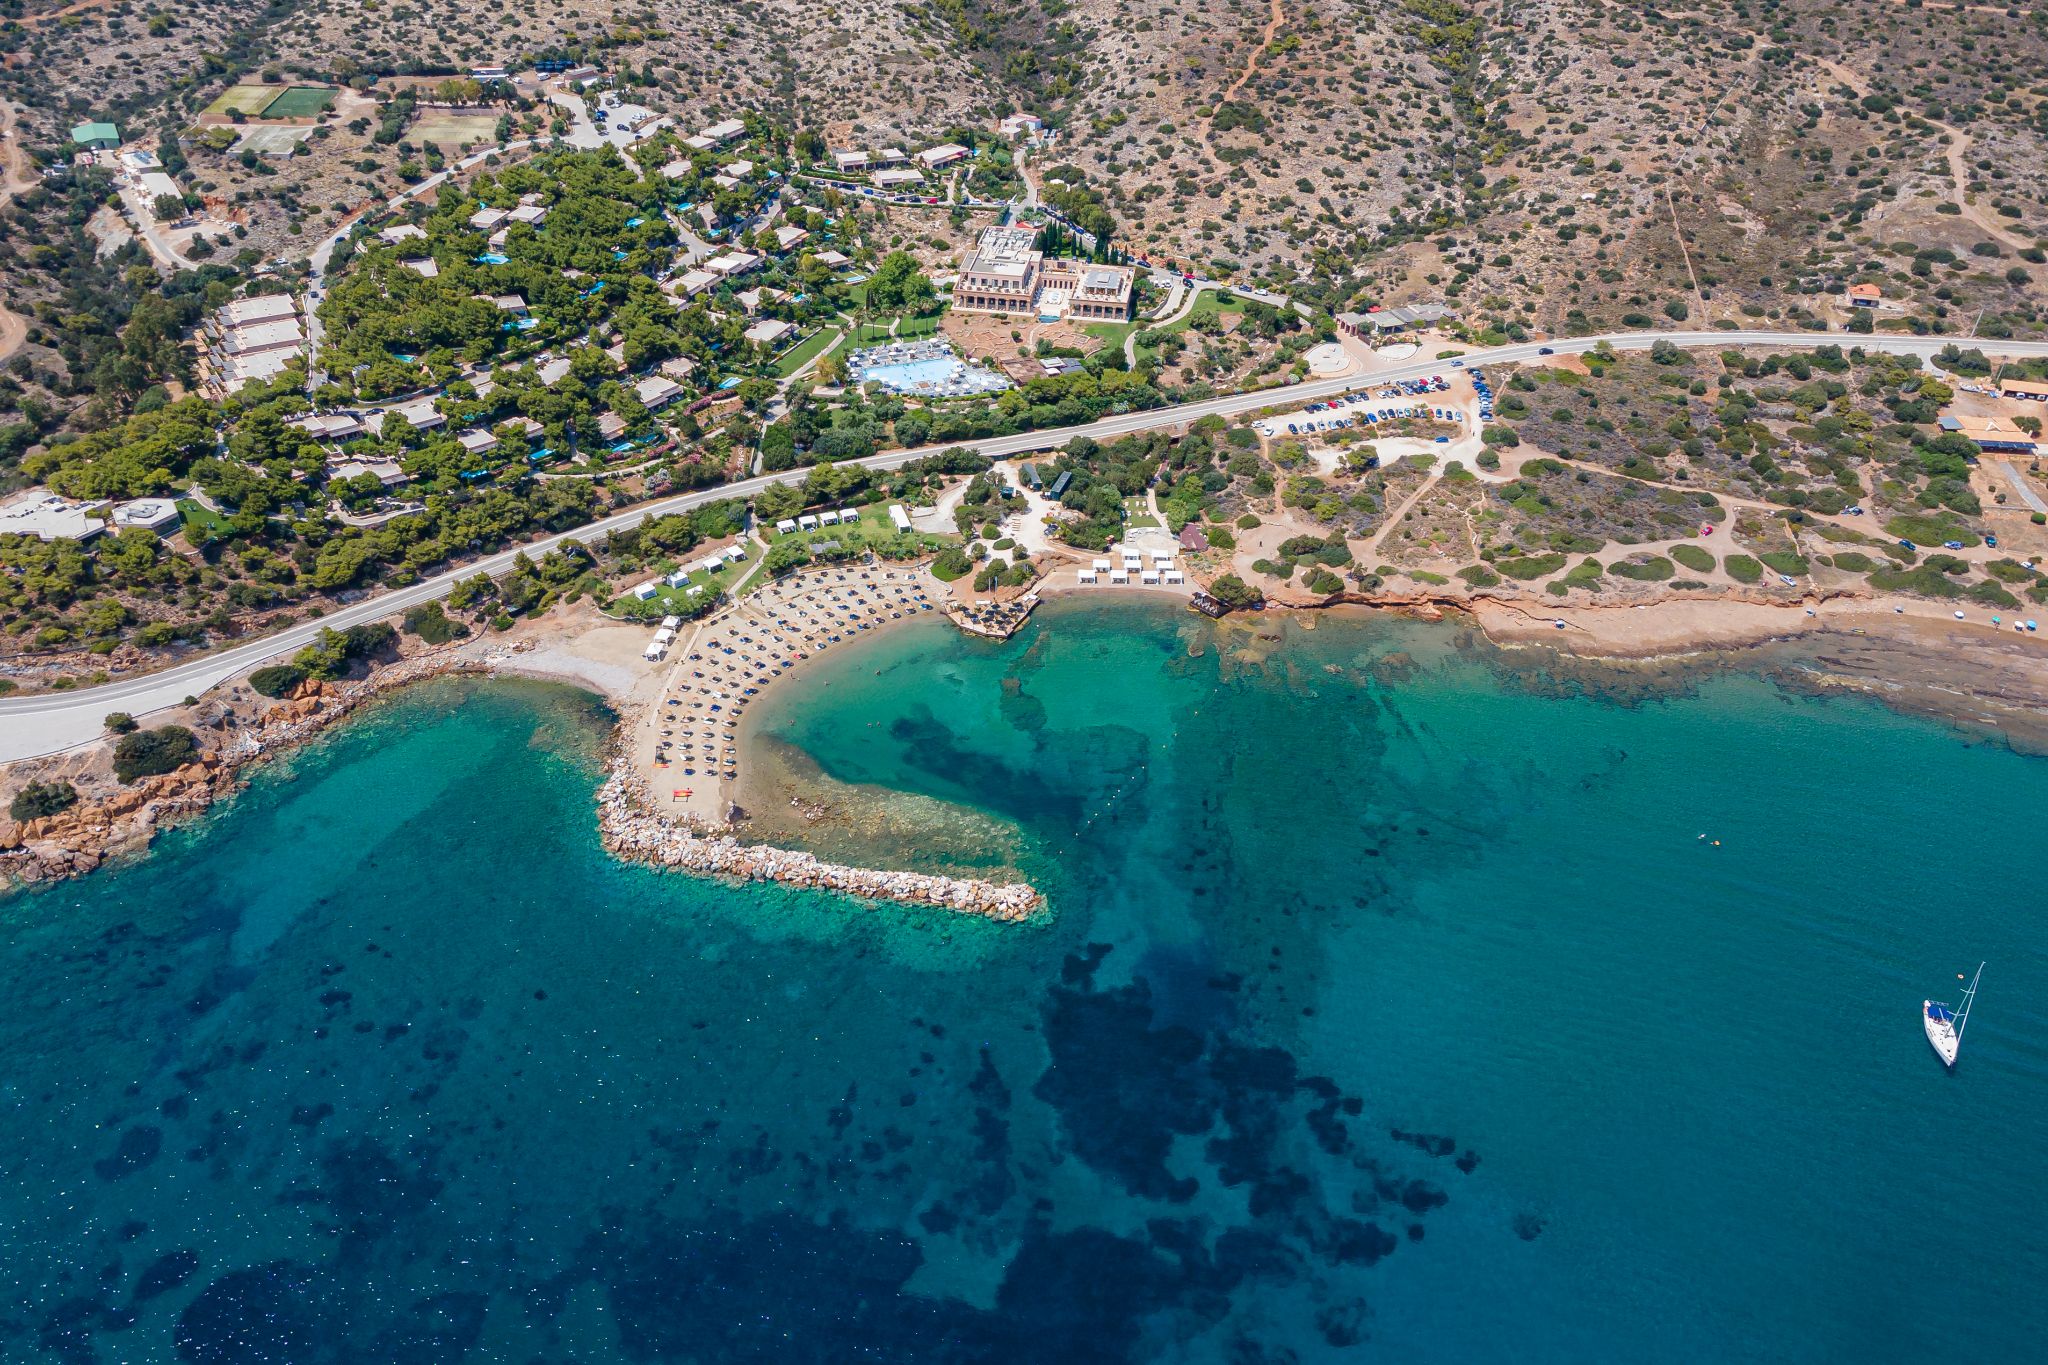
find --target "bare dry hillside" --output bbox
[0,0,2043,336]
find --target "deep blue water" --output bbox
[3,602,2046,1362]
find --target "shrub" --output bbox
[113,726,200,784]
[931,546,973,581]
[1670,545,1715,573]
[1724,555,1763,583]
[1884,514,1977,548]
[1496,552,1568,580]
[1609,555,1676,581]
[1207,574,1264,609]
[1304,567,1345,595]
[1562,558,1604,588]
[1236,513,1261,530]
[249,664,308,698]
[402,601,469,645]
[1967,579,2019,609]
[1831,551,1881,573]
[1870,565,1963,598]
[1457,565,1501,587]
[1758,551,1808,576]
[103,711,139,734]
[10,780,79,822]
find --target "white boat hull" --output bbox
[1924,1001,1960,1067]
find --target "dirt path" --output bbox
[0,97,40,362]
[1208,0,1287,160]
[1362,470,1442,558]
[1219,0,1286,106]
[1814,56,2029,251]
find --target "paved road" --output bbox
[7,328,2048,760]
[1993,460,2048,515]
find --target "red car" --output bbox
[1700,523,1715,536]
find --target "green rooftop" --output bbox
[70,121,119,147]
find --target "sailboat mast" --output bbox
[1955,963,1984,1039]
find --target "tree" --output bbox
[249,664,307,698]
[755,482,804,521]
[402,601,468,644]
[1207,573,1263,610]
[865,251,937,313]
[762,538,812,576]
[10,780,79,822]
[113,726,200,784]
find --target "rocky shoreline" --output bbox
[1,640,1048,920]
[0,650,465,887]
[594,770,1044,921]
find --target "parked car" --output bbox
[1898,539,1916,550]
[1985,534,1998,548]
[1943,540,1965,550]
[1701,523,1715,536]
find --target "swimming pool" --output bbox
[862,357,960,390]
[846,341,1014,396]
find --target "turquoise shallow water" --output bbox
[3,604,2046,1362]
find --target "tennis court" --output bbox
[258,86,335,119]
[203,85,275,117]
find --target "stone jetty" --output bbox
[595,774,1043,921]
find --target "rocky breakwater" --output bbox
[0,756,231,883]
[595,775,1044,921]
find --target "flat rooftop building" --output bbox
[0,491,104,542]
[216,294,298,328]
[953,225,1132,322]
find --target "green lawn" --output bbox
[644,553,748,612]
[1082,319,1141,355]
[844,314,942,347]
[1134,298,1245,364]
[258,85,336,119]
[742,504,954,593]
[176,498,228,539]
[774,327,840,377]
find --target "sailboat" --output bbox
[1924,963,1984,1068]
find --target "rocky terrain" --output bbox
[1,1,2042,334]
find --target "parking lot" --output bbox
[1255,368,1495,443]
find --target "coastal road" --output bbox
[7,329,2048,760]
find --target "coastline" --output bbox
[6,576,2044,899]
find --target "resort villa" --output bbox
[952,225,1134,322]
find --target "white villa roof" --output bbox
[634,375,683,407]
[218,294,298,326]
[0,491,104,542]
[392,398,445,428]
[110,498,183,531]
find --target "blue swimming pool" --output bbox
[863,357,959,390]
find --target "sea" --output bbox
[3,599,2045,1363]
